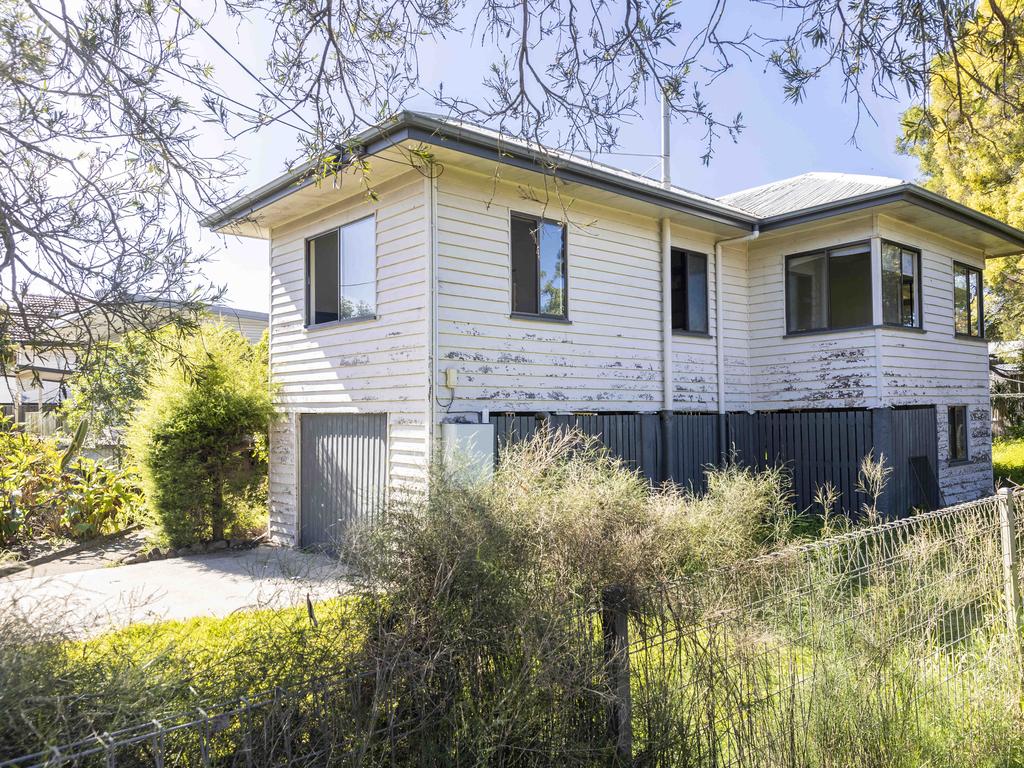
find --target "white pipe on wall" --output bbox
[714,227,760,415]
[426,174,439,458]
[661,217,672,410]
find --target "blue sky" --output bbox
[196,6,923,313]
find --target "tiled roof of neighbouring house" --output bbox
[719,172,906,218]
[1,294,79,343]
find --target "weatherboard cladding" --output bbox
[265,171,430,545]
[255,158,997,543]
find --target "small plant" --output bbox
[0,416,143,548]
[856,450,893,524]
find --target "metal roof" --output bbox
[201,111,757,232]
[202,113,1024,254]
[720,172,905,218]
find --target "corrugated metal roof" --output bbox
[202,110,757,231]
[719,172,906,218]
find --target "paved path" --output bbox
[0,546,352,636]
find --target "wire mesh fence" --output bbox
[626,490,1024,766]
[3,491,1023,767]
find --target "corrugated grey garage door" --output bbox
[300,413,387,550]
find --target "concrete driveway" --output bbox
[0,546,352,635]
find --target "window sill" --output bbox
[304,315,378,332]
[784,324,876,339]
[948,459,971,467]
[672,330,712,339]
[954,333,988,344]
[509,312,571,325]
[881,324,925,334]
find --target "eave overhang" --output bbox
[201,112,758,236]
[758,185,1024,257]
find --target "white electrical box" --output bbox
[444,367,459,388]
[441,422,495,484]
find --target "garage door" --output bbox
[300,413,387,550]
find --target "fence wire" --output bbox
[3,493,1022,767]
[628,492,1024,767]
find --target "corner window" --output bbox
[671,249,708,334]
[786,243,872,333]
[948,405,968,462]
[510,213,566,318]
[882,242,920,328]
[306,216,377,326]
[953,262,983,337]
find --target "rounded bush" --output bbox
[127,326,274,547]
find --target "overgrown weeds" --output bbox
[3,430,1022,766]
[0,416,143,549]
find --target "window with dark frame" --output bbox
[671,249,709,334]
[305,216,377,327]
[948,405,968,462]
[882,241,920,328]
[785,243,872,333]
[953,262,984,337]
[510,213,567,318]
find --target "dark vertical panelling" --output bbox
[890,406,939,515]
[489,408,937,520]
[300,413,387,550]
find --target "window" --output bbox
[786,243,872,333]
[948,405,968,462]
[671,249,708,334]
[953,262,984,337]
[306,216,377,326]
[882,242,920,328]
[510,213,566,318]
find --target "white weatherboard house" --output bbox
[204,112,1024,549]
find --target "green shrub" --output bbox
[342,429,801,764]
[60,330,159,453]
[0,417,143,547]
[993,437,1024,486]
[127,325,275,547]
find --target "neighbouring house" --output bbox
[990,340,1024,437]
[1,297,268,433]
[203,111,1024,549]
[0,295,77,433]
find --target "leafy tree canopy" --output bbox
[899,0,1024,339]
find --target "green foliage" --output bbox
[3,432,1023,765]
[341,429,801,763]
[898,0,1024,339]
[127,325,274,546]
[60,330,159,449]
[993,438,1024,486]
[0,597,363,759]
[0,416,143,547]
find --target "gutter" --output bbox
[758,185,1024,254]
[202,111,758,233]
[714,227,760,455]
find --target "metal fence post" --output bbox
[997,488,1022,638]
[602,585,632,765]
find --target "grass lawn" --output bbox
[2,597,367,758]
[993,438,1024,486]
